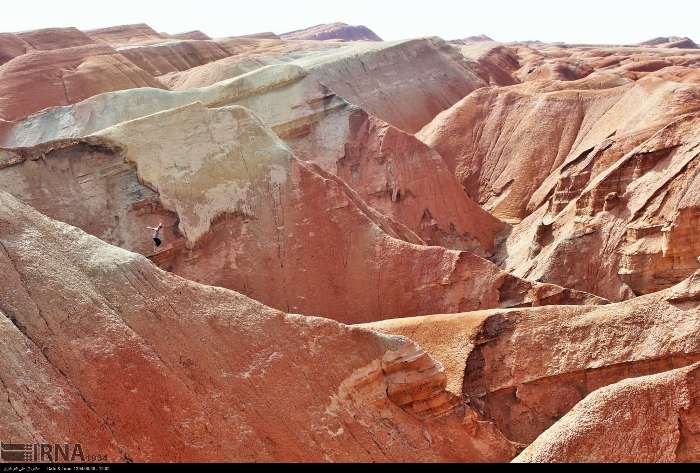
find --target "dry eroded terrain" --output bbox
[1,23,699,462]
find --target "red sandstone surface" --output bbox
[0,21,699,463]
[0,43,164,121]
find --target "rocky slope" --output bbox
[0,101,602,323]
[418,75,700,222]
[0,42,164,121]
[161,36,491,134]
[0,191,518,462]
[366,271,700,446]
[0,61,504,254]
[514,363,700,462]
[418,42,700,302]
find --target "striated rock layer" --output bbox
[365,271,700,446]
[0,39,508,254]
[162,37,490,134]
[85,24,166,46]
[0,60,505,253]
[514,363,700,462]
[115,39,232,76]
[640,36,699,49]
[0,43,164,121]
[497,94,700,301]
[418,76,700,222]
[0,190,517,462]
[0,102,602,324]
[418,50,700,301]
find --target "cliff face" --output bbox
[0,191,518,462]
[0,102,601,324]
[514,363,700,462]
[366,271,700,446]
[418,77,700,223]
[418,43,700,302]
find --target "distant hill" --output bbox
[281,22,382,41]
[450,34,495,44]
[639,36,698,49]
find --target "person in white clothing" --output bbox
[147,223,164,252]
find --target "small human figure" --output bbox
[147,223,164,252]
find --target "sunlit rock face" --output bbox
[0,191,519,462]
[419,43,700,302]
[514,362,700,462]
[0,102,601,324]
[366,274,700,447]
